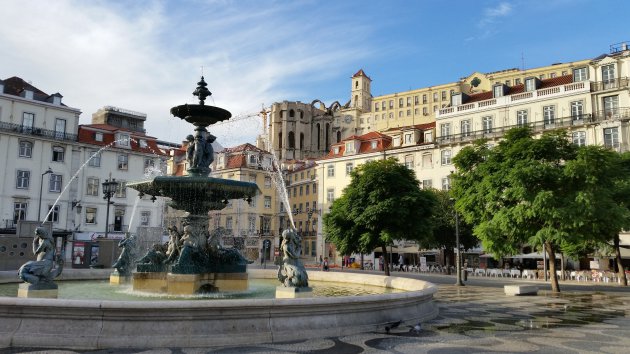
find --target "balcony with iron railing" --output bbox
[437,107,630,146]
[0,122,78,142]
[591,77,629,92]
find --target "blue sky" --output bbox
[1,0,628,147]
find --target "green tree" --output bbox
[452,127,595,293]
[323,158,437,276]
[426,189,477,253]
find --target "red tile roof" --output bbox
[352,69,371,80]
[219,143,266,154]
[466,74,574,103]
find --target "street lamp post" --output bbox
[102,178,119,240]
[454,210,464,286]
[38,167,53,222]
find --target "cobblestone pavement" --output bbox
[3,281,630,354]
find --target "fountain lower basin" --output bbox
[0,269,438,350]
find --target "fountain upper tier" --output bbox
[170,76,231,127]
[127,176,259,215]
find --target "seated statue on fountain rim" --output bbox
[18,227,64,289]
[277,228,309,288]
[171,224,205,274]
[163,225,182,265]
[136,243,167,273]
[112,233,137,276]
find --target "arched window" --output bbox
[300,133,304,149]
[300,110,304,119]
[325,123,330,151]
[316,123,321,150]
[288,131,295,148]
[289,109,295,118]
[336,131,341,143]
[278,132,282,149]
[355,81,358,88]
[354,95,358,107]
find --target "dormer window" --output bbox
[424,131,433,143]
[249,154,258,165]
[115,133,130,147]
[333,146,340,154]
[404,133,414,145]
[371,141,377,149]
[451,93,462,106]
[573,67,588,82]
[524,77,538,92]
[94,132,103,142]
[492,84,506,98]
[139,139,147,148]
[345,141,355,153]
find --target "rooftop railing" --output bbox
[0,122,77,142]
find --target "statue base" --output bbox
[17,282,58,299]
[132,272,248,295]
[109,272,132,285]
[275,286,313,299]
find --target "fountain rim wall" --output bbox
[0,268,438,350]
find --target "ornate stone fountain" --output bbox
[124,77,259,294]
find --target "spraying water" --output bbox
[262,150,295,230]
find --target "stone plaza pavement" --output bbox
[2,273,629,354]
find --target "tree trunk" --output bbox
[545,242,561,293]
[613,234,628,286]
[381,245,390,276]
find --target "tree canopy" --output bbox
[451,127,630,291]
[323,158,437,275]
[426,189,477,251]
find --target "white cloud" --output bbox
[0,0,373,147]
[478,2,513,30]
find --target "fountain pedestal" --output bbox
[17,283,58,299]
[109,271,132,285]
[275,286,313,299]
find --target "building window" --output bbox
[414,96,419,105]
[22,112,34,132]
[371,141,377,149]
[345,141,355,153]
[326,188,334,203]
[248,215,256,232]
[88,150,101,167]
[424,131,432,143]
[139,139,147,148]
[374,103,379,112]
[573,67,588,82]
[14,202,28,223]
[517,110,528,126]
[85,207,96,224]
[604,127,619,149]
[441,150,451,165]
[327,165,335,177]
[305,184,310,195]
[16,170,30,189]
[422,179,432,189]
[406,97,411,107]
[382,101,386,110]
[602,64,615,86]
[52,146,65,162]
[433,105,438,112]
[389,113,393,119]
[570,101,584,120]
[115,181,127,198]
[404,155,413,169]
[345,163,353,175]
[525,78,536,92]
[87,177,99,196]
[441,91,446,100]
[299,185,303,196]
[19,141,33,158]
[422,153,433,168]
[47,205,60,223]
[264,196,271,209]
[404,133,414,144]
[264,176,271,188]
[543,106,555,125]
[144,158,155,173]
[118,154,128,170]
[389,100,393,109]
[433,92,438,101]
[440,123,451,138]
[226,216,233,231]
[493,84,504,98]
[603,95,619,118]
[442,177,451,190]
[451,94,462,106]
[312,183,317,194]
[398,98,404,107]
[482,116,493,133]
[398,111,403,118]
[460,120,471,137]
[49,174,62,193]
[515,78,521,85]
[54,118,66,139]
[94,132,104,142]
[140,211,150,226]
[116,133,130,147]
[249,195,257,208]
[572,131,586,146]
[423,94,427,104]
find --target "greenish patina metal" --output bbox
[126,77,259,278]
